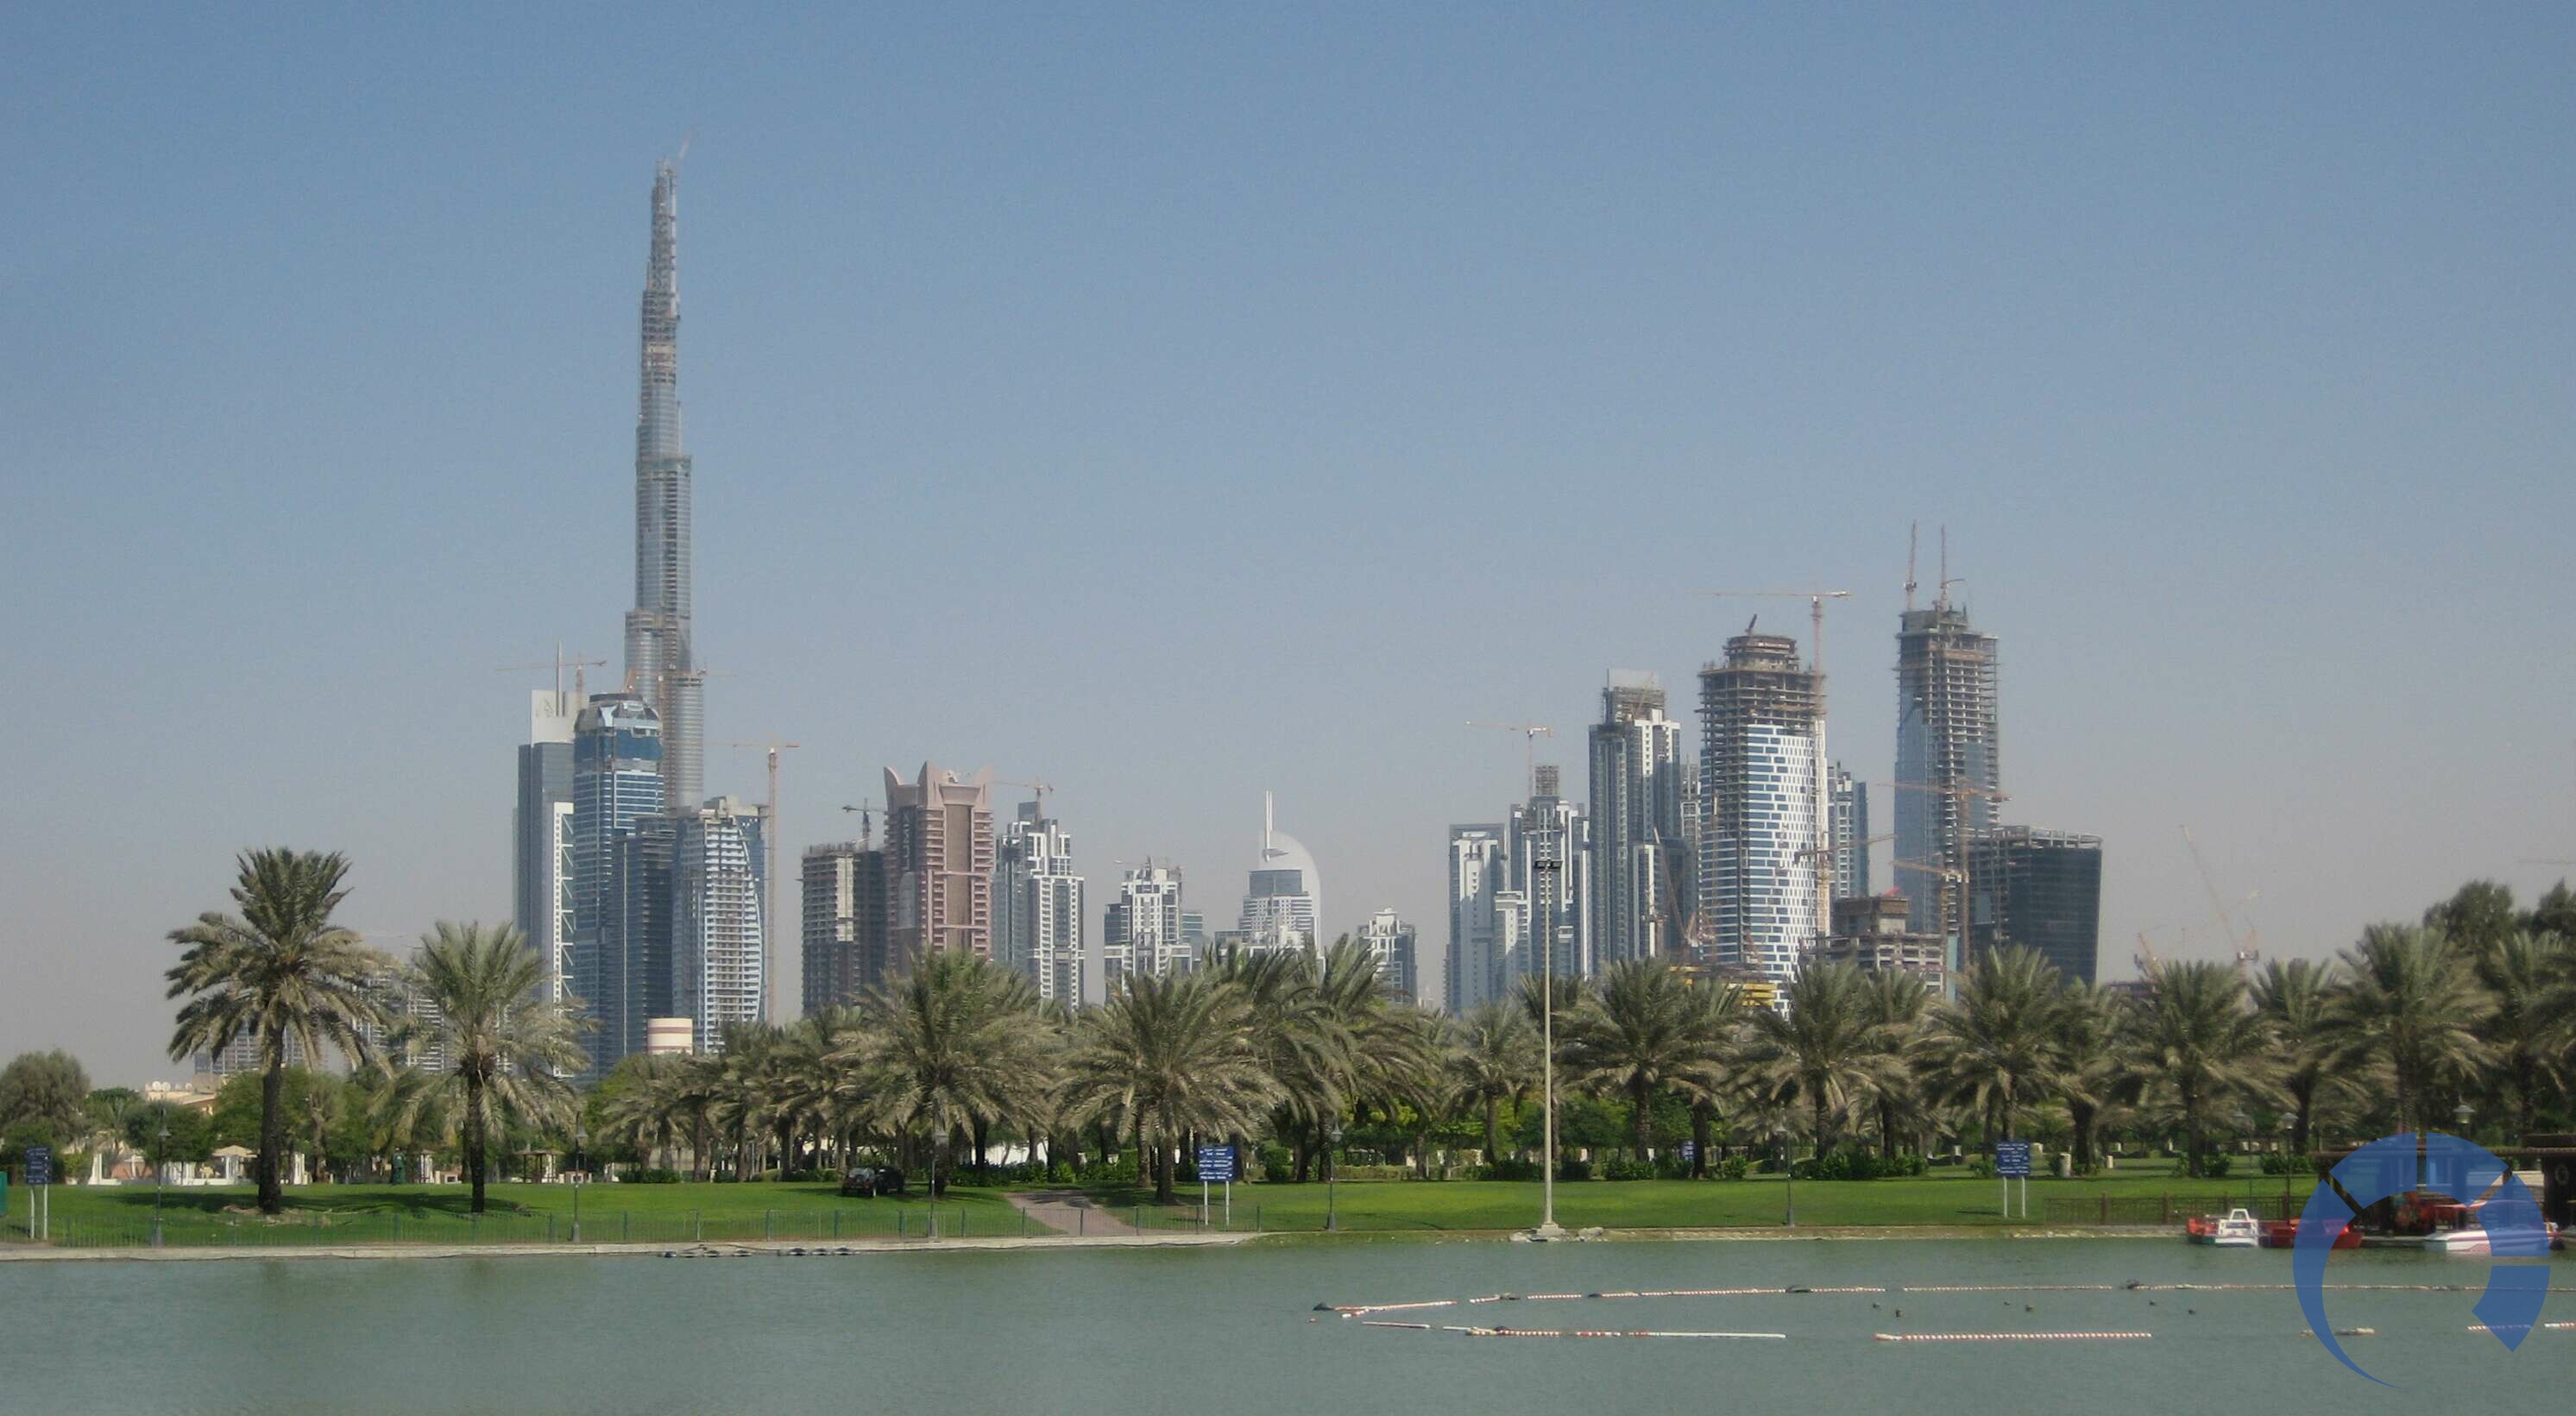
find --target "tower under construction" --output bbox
[624,159,702,809]
[1698,633,1826,986]
[1893,595,2000,949]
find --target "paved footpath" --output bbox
[1006,1189,1144,1237]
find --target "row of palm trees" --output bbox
[169,848,2575,1215]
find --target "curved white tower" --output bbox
[1238,790,1324,955]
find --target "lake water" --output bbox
[4,1237,2565,1413]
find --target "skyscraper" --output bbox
[1587,672,1685,967]
[884,764,995,974]
[1237,792,1323,955]
[1968,827,2103,984]
[571,690,664,1070]
[1508,765,1591,980]
[515,686,585,1004]
[1445,823,1518,1012]
[1358,909,1420,1004]
[595,813,675,1073]
[1894,596,2000,942]
[1699,632,1826,988]
[1829,764,1870,901]
[673,796,765,1054]
[801,840,891,1016]
[624,160,702,811]
[996,802,1086,1004]
[1104,864,1187,997]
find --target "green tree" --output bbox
[1064,970,1282,1204]
[836,950,1048,1205]
[2424,880,2517,962]
[2127,960,2271,1178]
[2252,957,2341,1155]
[126,1102,215,1171]
[1920,947,2065,1142]
[165,849,394,1213]
[2524,881,2576,941]
[83,1086,143,1176]
[2475,930,2568,1139]
[1561,960,1735,1162]
[1737,962,1893,1157]
[2327,923,2493,1134]
[0,1050,93,1143]
[2051,981,2128,1172]
[1447,1002,1538,1163]
[385,922,588,1212]
[1857,971,1933,1160]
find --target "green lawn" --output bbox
[1104,1167,2311,1235]
[2,1180,1045,1249]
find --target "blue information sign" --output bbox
[1994,1141,2032,1179]
[1196,1146,1237,1182]
[24,1144,53,1186]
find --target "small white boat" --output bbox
[2423,1202,2561,1256]
[2209,1208,2261,1248]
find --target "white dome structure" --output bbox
[1238,791,1324,956]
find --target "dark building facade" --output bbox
[1968,827,2102,983]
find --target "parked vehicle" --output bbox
[839,1166,907,1198]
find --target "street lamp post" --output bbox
[1781,1129,1796,1228]
[1326,1125,1344,1232]
[570,1121,583,1244]
[2453,1101,2472,1140]
[152,1111,168,1249]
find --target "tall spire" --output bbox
[624,157,702,808]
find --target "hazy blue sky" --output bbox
[7,4,2573,1084]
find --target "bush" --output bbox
[1478,1157,1541,1182]
[620,1167,683,1184]
[1556,1157,1592,1182]
[2201,1152,2233,1179]
[1259,1142,1293,1184]
[2258,1151,2313,1177]
[1716,1155,1750,1181]
[1600,1155,1654,1182]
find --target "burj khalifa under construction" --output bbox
[625,159,702,809]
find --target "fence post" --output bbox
[622,1211,630,1243]
[548,1215,557,1243]
[470,1214,478,1243]
[695,1210,702,1243]
[394,1213,402,1243]
[1023,1209,1030,1239]
[765,1209,773,1241]
[1256,1205,1262,1234]
[1135,1205,1143,1232]
[1079,1206,1086,1237]
[2159,1193,2170,1226]
[833,1210,841,1240]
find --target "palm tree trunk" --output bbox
[2183,1088,2205,1180]
[1631,1077,1653,1162]
[1691,1103,1713,1179]
[257,1057,287,1214]
[1811,1088,1830,1161]
[466,1074,488,1214]
[1483,1097,1501,1163]
[972,1117,991,1184]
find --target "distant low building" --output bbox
[1817,892,1947,991]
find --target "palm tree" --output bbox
[1210,947,1345,1181]
[2251,957,2340,1155]
[1559,960,1734,1162]
[1919,946,2063,1145]
[1857,971,1933,1159]
[1737,962,1893,1159]
[2051,981,2128,1173]
[388,922,587,1212]
[596,1054,688,1174]
[837,951,1046,1210]
[1313,938,1437,1178]
[2475,930,2568,1139]
[165,849,394,1213]
[1448,1002,1540,1164]
[2127,960,2271,1178]
[1063,971,1282,1204]
[2327,924,2492,1134]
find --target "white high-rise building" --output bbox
[1104,864,1187,1000]
[1445,824,1524,1012]
[1237,791,1323,956]
[995,802,1086,1004]
[673,796,765,1054]
[1829,764,1870,901]
[1508,765,1591,981]
[1587,673,1685,966]
[514,685,586,1006]
[1357,909,1420,1004]
[1700,633,1826,990]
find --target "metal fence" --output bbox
[0,1203,1071,1249]
[2040,1191,2301,1226]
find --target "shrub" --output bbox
[1600,1155,1654,1182]
[1715,1155,1750,1181]
[2201,1152,2233,1179]
[1478,1157,1541,1182]
[620,1167,683,1185]
[1259,1142,1293,1184]
[1556,1157,1592,1182]
[2258,1152,2313,1177]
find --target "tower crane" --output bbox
[838,800,882,846]
[497,643,609,701]
[2180,826,2259,976]
[995,777,1055,812]
[1464,721,1555,796]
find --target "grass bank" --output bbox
[1,1180,1044,1249]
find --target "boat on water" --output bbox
[2258,1218,2360,1249]
[2184,1208,2263,1247]
[2421,1200,2563,1256]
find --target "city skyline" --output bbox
[11,8,2576,1083]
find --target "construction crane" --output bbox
[1465,721,1556,796]
[995,777,1055,812]
[2180,826,2260,976]
[838,800,882,846]
[496,643,608,701]
[1873,778,2009,966]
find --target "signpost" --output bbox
[1197,1145,1237,1229]
[1994,1140,2031,1218]
[25,1144,52,1242]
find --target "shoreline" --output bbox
[0,1224,2177,1263]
